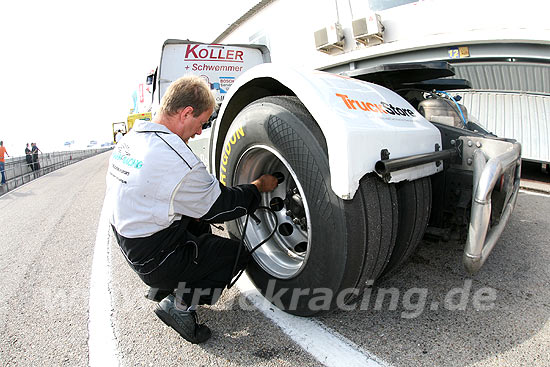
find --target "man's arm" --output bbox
[171,159,278,221]
[201,174,278,223]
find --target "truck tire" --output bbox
[220,96,397,316]
[380,177,431,278]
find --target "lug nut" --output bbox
[286,210,292,217]
[467,140,473,147]
[467,158,473,165]
[450,139,456,146]
[476,142,482,148]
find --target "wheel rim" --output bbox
[233,145,311,279]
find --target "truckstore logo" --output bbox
[220,126,245,185]
[335,93,416,117]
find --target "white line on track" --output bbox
[519,189,550,197]
[88,202,119,366]
[237,275,391,367]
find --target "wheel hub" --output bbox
[233,145,311,279]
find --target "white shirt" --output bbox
[106,120,221,238]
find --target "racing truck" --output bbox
[146,40,521,316]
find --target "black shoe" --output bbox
[154,294,212,344]
[145,288,173,302]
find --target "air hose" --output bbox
[227,206,278,289]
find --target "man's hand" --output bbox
[252,174,278,193]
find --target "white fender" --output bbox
[215,63,442,199]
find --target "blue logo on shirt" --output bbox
[112,153,143,169]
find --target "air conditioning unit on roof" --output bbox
[314,23,345,55]
[352,13,384,47]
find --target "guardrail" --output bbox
[0,148,113,196]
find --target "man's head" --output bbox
[0,141,3,146]
[157,76,216,141]
[159,75,215,117]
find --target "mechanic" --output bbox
[106,75,278,344]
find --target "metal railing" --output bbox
[0,148,113,196]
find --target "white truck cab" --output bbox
[146,38,521,316]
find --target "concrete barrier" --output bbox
[0,148,113,196]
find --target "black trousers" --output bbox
[138,221,250,306]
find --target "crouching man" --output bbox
[105,75,278,344]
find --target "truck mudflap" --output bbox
[460,136,522,274]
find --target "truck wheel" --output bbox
[220,96,397,316]
[380,177,431,278]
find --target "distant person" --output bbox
[0,141,9,185]
[25,143,34,171]
[115,130,123,143]
[31,143,41,171]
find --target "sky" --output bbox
[0,0,260,154]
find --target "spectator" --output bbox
[115,130,123,143]
[0,141,9,185]
[25,143,34,171]
[31,143,41,172]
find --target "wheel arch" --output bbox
[212,63,442,199]
[213,77,295,175]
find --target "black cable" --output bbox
[227,206,278,289]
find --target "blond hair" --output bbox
[159,75,216,117]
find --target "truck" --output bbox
[112,113,153,143]
[143,37,522,316]
[114,69,156,143]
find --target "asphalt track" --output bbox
[0,151,548,366]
